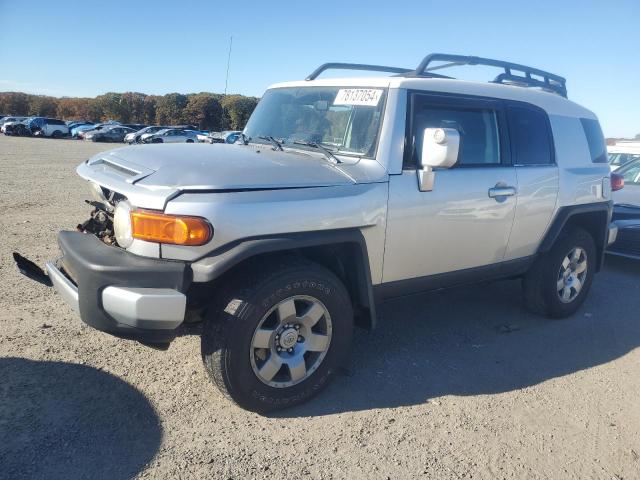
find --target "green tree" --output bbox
[142,95,159,125]
[182,93,223,130]
[221,95,259,130]
[94,92,124,121]
[120,92,147,123]
[155,93,188,125]
[28,95,58,117]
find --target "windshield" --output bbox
[244,86,387,157]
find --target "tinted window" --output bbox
[410,97,500,167]
[580,118,607,163]
[507,106,553,165]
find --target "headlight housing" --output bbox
[113,201,133,248]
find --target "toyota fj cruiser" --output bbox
[16,54,618,412]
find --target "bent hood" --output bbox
[77,143,365,209]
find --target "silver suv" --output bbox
[16,54,618,412]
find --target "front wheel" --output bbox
[523,227,596,318]
[201,258,353,412]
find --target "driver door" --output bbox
[382,92,518,286]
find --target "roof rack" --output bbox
[305,53,567,98]
[410,53,567,97]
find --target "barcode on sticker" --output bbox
[333,89,383,106]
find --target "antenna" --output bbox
[224,35,233,96]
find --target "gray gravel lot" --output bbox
[1,135,639,479]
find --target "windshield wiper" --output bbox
[293,140,341,164]
[258,135,284,151]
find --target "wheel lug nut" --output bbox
[287,348,293,353]
[297,336,304,342]
[294,325,300,330]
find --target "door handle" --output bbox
[488,186,517,199]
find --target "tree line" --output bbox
[0,91,260,131]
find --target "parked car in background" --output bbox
[608,141,640,171]
[1,116,29,133]
[67,121,94,131]
[141,128,198,143]
[29,118,70,138]
[124,125,168,144]
[609,158,640,259]
[76,123,119,140]
[3,118,34,136]
[72,124,99,138]
[122,123,147,131]
[206,130,242,144]
[84,125,136,143]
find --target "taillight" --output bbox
[611,173,624,192]
[130,210,213,246]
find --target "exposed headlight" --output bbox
[113,201,133,248]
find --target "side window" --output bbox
[507,106,554,165]
[580,118,607,163]
[408,94,501,168]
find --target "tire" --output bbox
[201,257,353,413]
[51,130,62,139]
[152,138,163,143]
[186,139,194,143]
[523,227,596,318]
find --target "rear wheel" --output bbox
[51,130,62,139]
[523,228,596,318]
[186,139,194,143]
[152,138,163,143]
[201,258,353,412]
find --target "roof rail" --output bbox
[306,63,413,81]
[409,53,567,97]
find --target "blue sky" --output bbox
[1,0,638,137]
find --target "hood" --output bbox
[77,143,361,209]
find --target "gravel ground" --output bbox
[1,135,639,480]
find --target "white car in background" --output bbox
[1,116,29,133]
[608,141,640,171]
[141,128,198,143]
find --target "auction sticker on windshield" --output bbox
[333,89,383,106]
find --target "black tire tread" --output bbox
[201,255,351,412]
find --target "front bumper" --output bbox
[49,231,191,343]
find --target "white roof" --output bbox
[269,76,595,119]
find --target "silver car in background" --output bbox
[124,126,168,144]
[141,128,198,143]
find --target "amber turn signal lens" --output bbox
[130,210,212,246]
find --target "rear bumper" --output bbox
[607,220,640,260]
[50,231,191,343]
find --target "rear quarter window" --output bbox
[507,106,554,165]
[580,118,607,163]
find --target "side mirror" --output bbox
[418,127,460,191]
